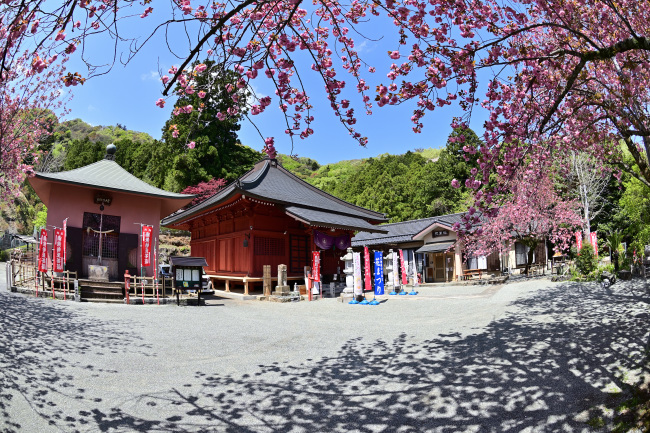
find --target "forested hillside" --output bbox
[2,115,476,234]
[277,131,478,223]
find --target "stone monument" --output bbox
[269,264,299,302]
[273,264,289,295]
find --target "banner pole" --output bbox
[140,223,145,304]
[63,218,67,301]
[155,237,159,305]
[51,259,55,300]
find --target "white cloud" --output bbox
[141,70,159,81]
[87,105,96,112]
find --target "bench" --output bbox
[462,269,482,280]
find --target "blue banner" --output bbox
[374,251,384,295]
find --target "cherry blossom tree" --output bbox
[462,172,583,275]
[3,0,650,216]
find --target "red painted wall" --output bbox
[44,182,163,277]
[188,199,350,279]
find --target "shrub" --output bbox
[587,263,615,282]
[575,242,598,276]
[0,249,7,262]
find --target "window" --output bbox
[254,237,285,256]
[515,242,534,266]
[466,254,487,270]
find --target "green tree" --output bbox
[63,138,105,171]
[157,59,262,192]
[575,243,598,276]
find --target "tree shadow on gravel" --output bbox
[3,280,650,432]
[0,292,151,433]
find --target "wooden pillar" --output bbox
[225,279,230,292]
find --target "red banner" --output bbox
[575,232,583,253]
[53,228,65,272]
[38,229,48,272]
[62,218,67,263]
[142,225,153,267]
[399,249,407,285]
[364,246,371,292]
[312,251,321,282]
[590,231,598,258]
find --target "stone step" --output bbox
[84,298,125,304]
[80,286,124,300]
[78,280,125,288]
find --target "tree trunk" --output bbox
[524,241,538,275]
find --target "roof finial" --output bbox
[105,143,117,160]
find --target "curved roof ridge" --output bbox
[170,158,271,219]
[240,159,270,189]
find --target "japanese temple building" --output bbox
[161,157,388,291]
[352,213,548,282]
[29,145,193,280]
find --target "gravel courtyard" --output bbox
[1,263,649,432]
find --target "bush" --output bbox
[0,249,7,262]
[587,263,615,282]
[575,243,598,276]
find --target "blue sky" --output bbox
[64,6,489,165]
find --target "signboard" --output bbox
[399,249,407,285]
[590,231,598,258]
[432,230,449,238]
[38,229,48,273]
[312,251,321,282]
[94,193,112,206]
[353,252,362,296]
[52,228,65,272]
[374,251,384,295]
[141,225,153,267]
[575,231,583,253]
[363,246,371,292]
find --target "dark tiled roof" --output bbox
[162,158,387,227]
[285,206,388,234]
[169,256,208,267]
[352,212,468,246]
[35,159,192,200]
[416,241,455,253]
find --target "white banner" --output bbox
[353,252,362,295]
[392,253,399,286]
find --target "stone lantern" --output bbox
[339,247,354,303]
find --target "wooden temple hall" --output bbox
[162,157,388,293]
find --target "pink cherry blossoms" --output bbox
[460,172,583,261]
[3,0,650,228]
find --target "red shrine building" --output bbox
[29,145,193,280]
[162,157,387,291]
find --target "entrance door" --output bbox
[434,254,445,282]
[82,212,121,279]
